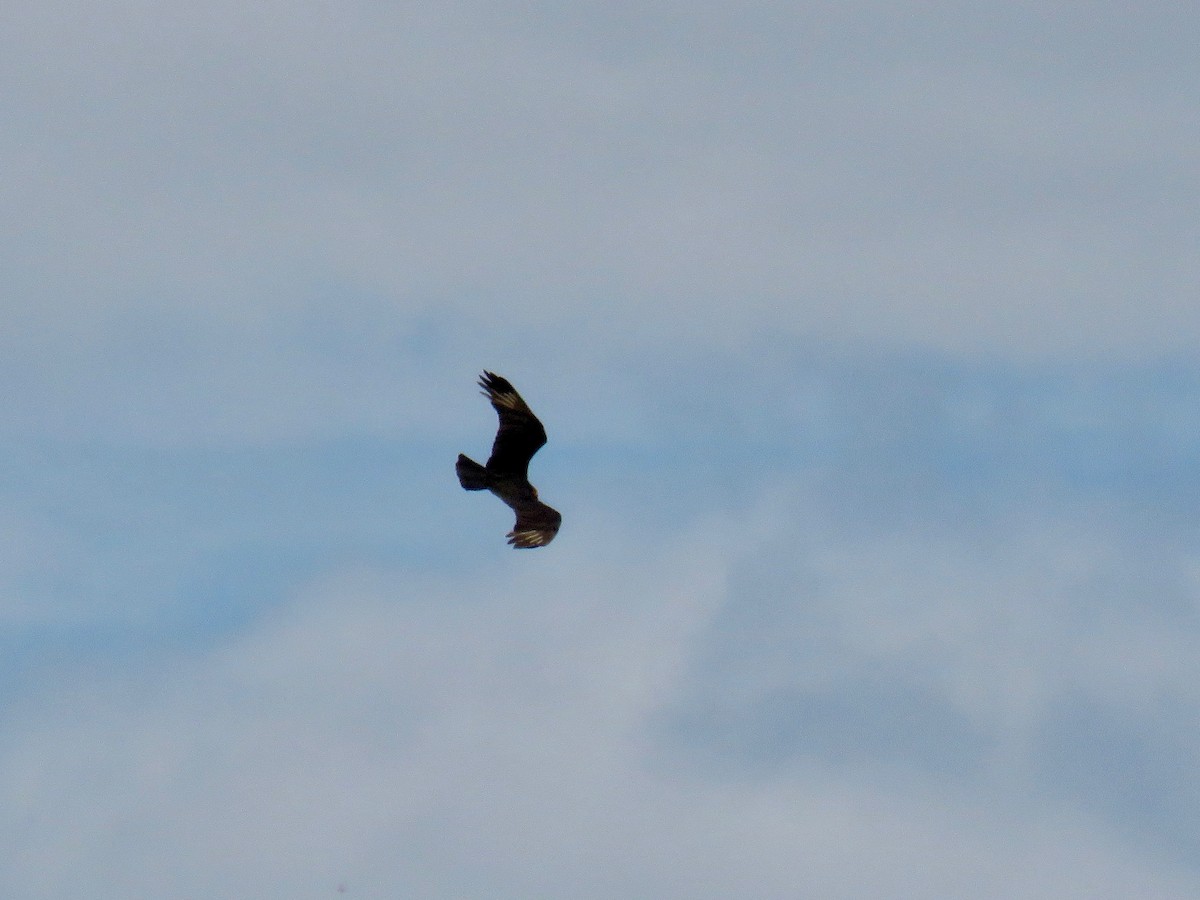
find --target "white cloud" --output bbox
[2,493,1197,897]
[1,0,1197,416]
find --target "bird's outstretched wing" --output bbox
[479,371,547,476]
[508,499,562,548]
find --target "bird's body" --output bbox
[457,372,561,548]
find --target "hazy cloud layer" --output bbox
[3,491,1199,898]
[4,2,1198,388]
[4,2,1199,896]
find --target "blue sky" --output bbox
[3,2,1200,897]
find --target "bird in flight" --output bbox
[456,371,561,548]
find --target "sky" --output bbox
[2,1,1199,897]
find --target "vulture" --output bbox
[456,371,561,548]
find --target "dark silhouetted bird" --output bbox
[456,371,561,548]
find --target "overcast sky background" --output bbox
[2,2,1199,897]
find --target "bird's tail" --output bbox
[456,454,489,490]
